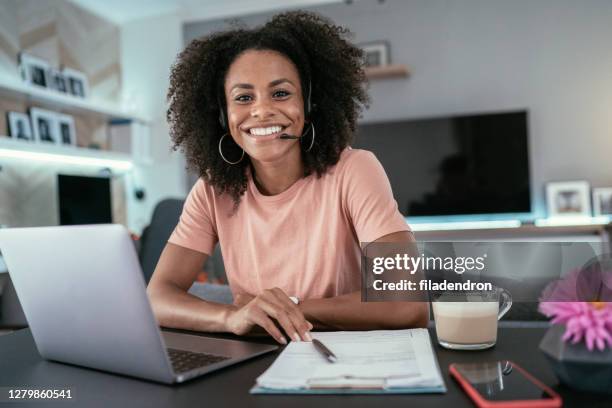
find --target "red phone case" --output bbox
[449,361,562,408]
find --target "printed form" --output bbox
[255,328,445,390]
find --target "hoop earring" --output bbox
[302,122,315,153]
[218,133,244,165]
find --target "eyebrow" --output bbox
[230,78,295,92]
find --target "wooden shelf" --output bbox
[365,64,410,79]
[0,75,149,124]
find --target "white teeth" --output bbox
[249,126,283,136]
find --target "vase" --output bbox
[539,324,612,394]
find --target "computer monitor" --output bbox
[58,174,112,225]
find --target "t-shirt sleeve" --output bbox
[167,178,217,255]
[342,150,411,243]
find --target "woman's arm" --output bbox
[147,243,312,343]
[147,243,230,332]
[299,230,429,330]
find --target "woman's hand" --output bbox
[233,293,255,308]
[226,288,313,344]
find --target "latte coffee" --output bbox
[432,288,512,350]
[433,302,499,348]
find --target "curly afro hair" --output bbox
[167,10,370,207]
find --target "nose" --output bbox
[250,96,275,119]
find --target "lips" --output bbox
[243,130,283,142]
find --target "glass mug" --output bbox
[432,287,512,350]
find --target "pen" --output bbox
[312,339,338,363]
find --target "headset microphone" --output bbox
[278,133,300,140]
[279,122,315,152]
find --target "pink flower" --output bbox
[539,258,612,351]
[538,301,612,351]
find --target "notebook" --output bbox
[251,328,446,394]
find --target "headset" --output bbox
[218,79,312,131]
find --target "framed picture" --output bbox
[62,67,89,98]
[30,108,60,145]
[49,68,68,93]
[359,41,390,67]
[56,114,77,147]
[592,188,612,216]
[6,111,34,141]
[18,52,50,88]
[546,181,591,218]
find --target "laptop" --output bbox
[0,224,277,384]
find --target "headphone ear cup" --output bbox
[217,91,227,130]
[218,109,226,130]
[305,80,312,118]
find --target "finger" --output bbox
[271,291,312,341]
[256,293,302,341]
[257,298,302,342]
[247,307,286,345]
[270,288,312,341]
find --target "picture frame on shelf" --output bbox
[56,113,77,147]
[546,181,591,218]
[30,108,60,145]
[62,67,89,98]
[6,111,34,142]
[48,68,68,93]
[592,188,612,217]
[358,41,390,67]
[18,52,50,88]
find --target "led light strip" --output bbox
[534,216,610,227]
[0,148,133,171]
[409,220,522,231]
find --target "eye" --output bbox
[273,89,291,98]
[234,94,252,102]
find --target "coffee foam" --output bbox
[432,301,498,317]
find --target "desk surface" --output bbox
[0,327,610,407]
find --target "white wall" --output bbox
[359,0,612,217]
[120,12,187,233]
[184,0,612,218]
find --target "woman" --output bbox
[148,11,428,345]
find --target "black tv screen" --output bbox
[354,110,531,217]
[58,175,112,225]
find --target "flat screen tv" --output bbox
[58,175,112,225]
[354,110,531,217]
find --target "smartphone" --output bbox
[449,360,562,408]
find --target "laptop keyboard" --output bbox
[167,348,230,374]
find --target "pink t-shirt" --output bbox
[168,148,410,300]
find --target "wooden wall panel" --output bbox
[0,0,127,229]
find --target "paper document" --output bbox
[254,329,445,392]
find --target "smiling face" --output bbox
[224,49,305,164]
